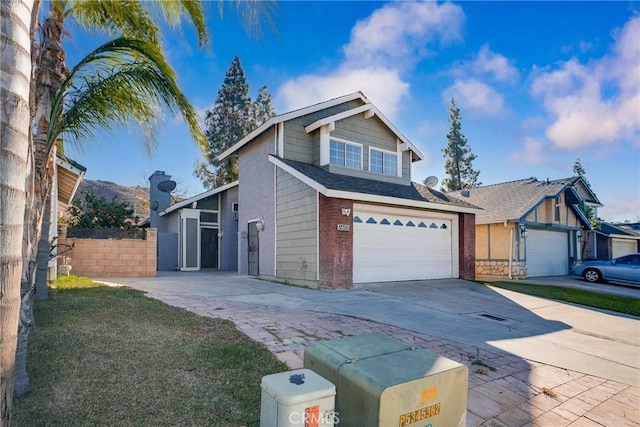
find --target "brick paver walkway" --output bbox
[140,290,639,427]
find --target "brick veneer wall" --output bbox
[458,213,476,280]
[58,228,157,277]
[318,195,353,289]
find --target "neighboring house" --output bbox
[583,222,640,260]
[149,171,238,272]
[48,154,86,279]
[448,176,600,279]
[215,92,481,288]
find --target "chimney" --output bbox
[149,171,172,229]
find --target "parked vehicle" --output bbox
[573,253,640,285]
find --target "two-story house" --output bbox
[216,92,481,288]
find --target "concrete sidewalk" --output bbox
[97,272,639,427]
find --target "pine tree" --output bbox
[250,85,276,129]
[195,57,276,188]
[573,158,586,176]
[441,98,480,191]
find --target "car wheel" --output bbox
[583,268,601,283]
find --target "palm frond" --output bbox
[155,0,209,46]
[48,37,206,154]
[65,0,160,42]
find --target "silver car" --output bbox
[573,253,640,285]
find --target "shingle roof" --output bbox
[278,158,480,211]
[447,176,584,224]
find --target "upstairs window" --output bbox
[330,139,361,169]
[554,196,561,221]
[370,148,397,176]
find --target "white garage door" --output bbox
[352,204,456,283]
[612,238,637,258]
[526,229,569,277]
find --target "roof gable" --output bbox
[448,176,597,224]
[218,92,423,161]
[160,181,238,216]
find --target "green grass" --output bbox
[13,276,288,427]
[482,281,640,317]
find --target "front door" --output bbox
[248,222,259,276]
[201,228,218,269]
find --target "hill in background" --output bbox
[76,179,150,223]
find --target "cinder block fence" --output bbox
[58,228,157,277]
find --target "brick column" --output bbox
[458,213,476,280]
[318,194,353,288]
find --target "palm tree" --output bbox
[1,0,37,422]
[15,0,209,397]
[15,0,275,399]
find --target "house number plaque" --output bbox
[337,224,350,232]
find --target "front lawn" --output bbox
[12,276,288,426]
[482,281,640,317]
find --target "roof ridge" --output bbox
[474,177,538,189]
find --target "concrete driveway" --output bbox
[101,271,639,386]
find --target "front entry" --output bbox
[248,222,259,276]
[200,228,218,269]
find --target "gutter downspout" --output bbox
[504,221,513,279]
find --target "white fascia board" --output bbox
[325,189,482,214]
[269,155,481,215]
[370,105,424,161]
[160,180,239,216]
[219,92,367,161]
[304,104,373,133]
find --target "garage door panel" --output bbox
[526,229,569,277]
[353,206,455,283]
[612,239,637,258]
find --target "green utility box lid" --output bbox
[304,334,468,427]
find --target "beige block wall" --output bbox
[58,228,157,277]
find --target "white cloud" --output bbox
[443,79,504,116]
[472,45,519,83]
[531,15,640,149]
[277,67,409,119]
[277,1,465,120]
[506,137,547,165]
[343,1,465,68]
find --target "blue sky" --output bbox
[62,1,639,222]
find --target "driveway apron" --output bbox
[97,272,640,427]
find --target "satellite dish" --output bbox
[157,180,176,193]
[423,176,438,188]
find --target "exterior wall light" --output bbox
[217,231,224,240]
[577,229,583,242]
[519,224,528,238]
[256,219,265,232]
[341,208,351,216]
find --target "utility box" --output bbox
[304,334,468,427]
[260,368,337,427]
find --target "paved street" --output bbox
[97,272,640,427]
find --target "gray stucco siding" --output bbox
[238,129,277,276]
[276,168,318,282]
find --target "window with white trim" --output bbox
[370,148,397,176]
[330,139,361,169]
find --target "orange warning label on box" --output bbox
[421,385,439,402]
[305,404,320,427]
